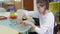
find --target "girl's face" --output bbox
[37,3,46,14]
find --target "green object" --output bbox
[58,2,60,11]
[49,2,59,4]
[49,2,60,14]
[55,11,60,22]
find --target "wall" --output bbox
[23,0,34,11]
[34,0,37,11]
[10,0,23,11]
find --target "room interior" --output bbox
[0,0,60,34]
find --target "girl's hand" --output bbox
[16,14,25,24]
[23,20,36,28]
[23,20,32,25]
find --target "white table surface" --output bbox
[0,12,34,34]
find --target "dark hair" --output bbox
[37,0,49,9]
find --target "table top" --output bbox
[0,12,34,33]
[0,25,18,34]
[57,22,60,25]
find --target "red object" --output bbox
[0,16,7,20]
[10,16,16,19]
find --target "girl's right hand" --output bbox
[16,14,25,24]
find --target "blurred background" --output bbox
[0,0,60,34]
[0,0,60,21]
[0,0,60,12]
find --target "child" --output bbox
[17,0,55,34]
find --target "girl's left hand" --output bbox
[23,20,36,28]
[23,20,34,25]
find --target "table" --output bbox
[57,22,60,26]
[0,12,34,34]
[0,25,18,34]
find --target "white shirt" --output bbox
[25,10,54,34]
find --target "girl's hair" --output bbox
[37,0,49,9]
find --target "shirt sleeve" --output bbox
[34,14,54,34]
[25,11,39,18]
